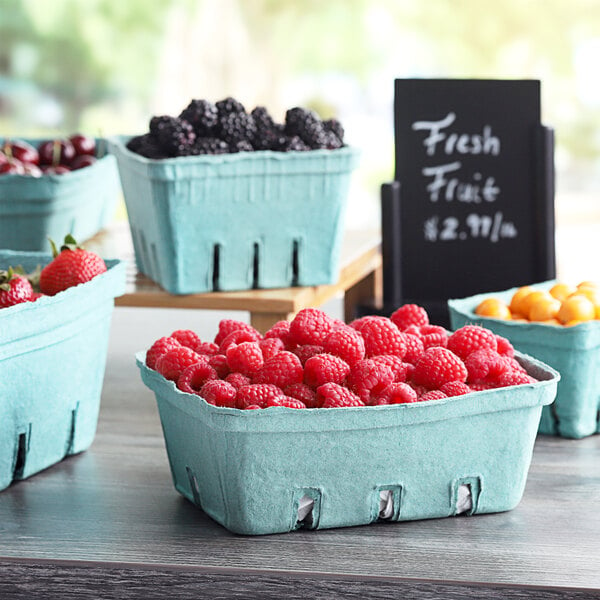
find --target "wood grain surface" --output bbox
[1,307,599,597]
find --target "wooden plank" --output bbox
[0,307,599,592]
[85,223,381,314]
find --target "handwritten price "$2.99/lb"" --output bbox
[424,212,518,243]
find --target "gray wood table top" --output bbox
[1,307,600,599]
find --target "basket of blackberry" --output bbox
[108,97,359,294]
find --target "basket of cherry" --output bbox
[137,305,559,535]
[0,235,125,491]
[0,135,120,251]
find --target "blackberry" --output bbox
[251,106,286,150]
[284,107,328,149]
[218,112,257,146]
[179,99,219,137]
[188,137,230,155]
[323,118,344,143]
[322,130,343,149]
[216,96,246,117]
[232,140,254,152]
[279,135,311,152]
[126,134,169,159]
[149,115,196,156]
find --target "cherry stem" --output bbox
[52,140,61,167]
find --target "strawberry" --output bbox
[39,235,107,296]
[0,268,34,308]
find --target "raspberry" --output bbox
[264,320,293,347]
[464,349,509,382]
[244,404,262,410]
[304,354,351,389]
[214,319,260,346]
[226,342,264,376]
[236,384,284,409]
[495,335,515,357]
[375,382,418,405]
[170,329,201,349]
[420,325,448,349]
[259,337,284,361]
[351,316,407,358]
[440,381,472,397]
[194,341,219,356]
[370,355,410,382]
[209,354,229,378]
[253,351,303,389]
[177,362,218,394]
[284,383,317,408]
[268,395,306,409]
[413,347,468,389]
[495,370,537,387]
[146,336,181,370]
[199,379,237,407]
[293,344,324,366]
[409,382,430,398]
[225,372,251,390]
[289,308,334,346]
[156,346,203,381]
[316,383,364,408]
[390,304,429,330]
[322,326,365,366]
[447,325,498,360]
[403,333,425,364]
[507,357,528,373]
[219,329,261,354]
[419,390,448,402]
[403,325,422,336]
[347,359,395,404]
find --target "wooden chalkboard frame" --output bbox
[378,79,555,326]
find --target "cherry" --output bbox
[70,154,97,170]
[42,165,71,175]
[0,152,7,166]
[0,159,25,175]
[38,139,75,166]
[69,134,95,156]
[22,163,43,177]
[2,140,39,165]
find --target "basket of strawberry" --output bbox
[0,135,120,251]
[137,305,559,535]
[0,236,125,491]
[108,97,359,294]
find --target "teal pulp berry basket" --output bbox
[108,136,359,294]
[137,351,558,535]
[0,250,125,491]
[0,138,120,251]
[448,281,600,439]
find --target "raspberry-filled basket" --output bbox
[108,99,359,294]
[137,306,559,535]
[449,281,600,438]
[0,246,125,491]
[0,137,120,251]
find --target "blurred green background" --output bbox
[1,0,600,267]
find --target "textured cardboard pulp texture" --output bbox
[0,251,125,491]
[108,136,360,294]
[449,281,600,439]
[137,352,559,536]
[0,138,120,251]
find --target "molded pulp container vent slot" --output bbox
[13,432,28,481]
[373,485,403,522]
[186,466,202,506]
[65,404,79,456]
[252,243,260,289]
[212,244,221,291]
[295,489,321,530]
[453,476,481,516]
[291,240,300,287]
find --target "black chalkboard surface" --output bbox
[379,78,555,325]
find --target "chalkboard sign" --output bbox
[380,79,555,325]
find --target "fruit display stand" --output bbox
[448,282,600,439]
[0,307,599,597]
[0,138,120,251]
[84,221,382,332]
